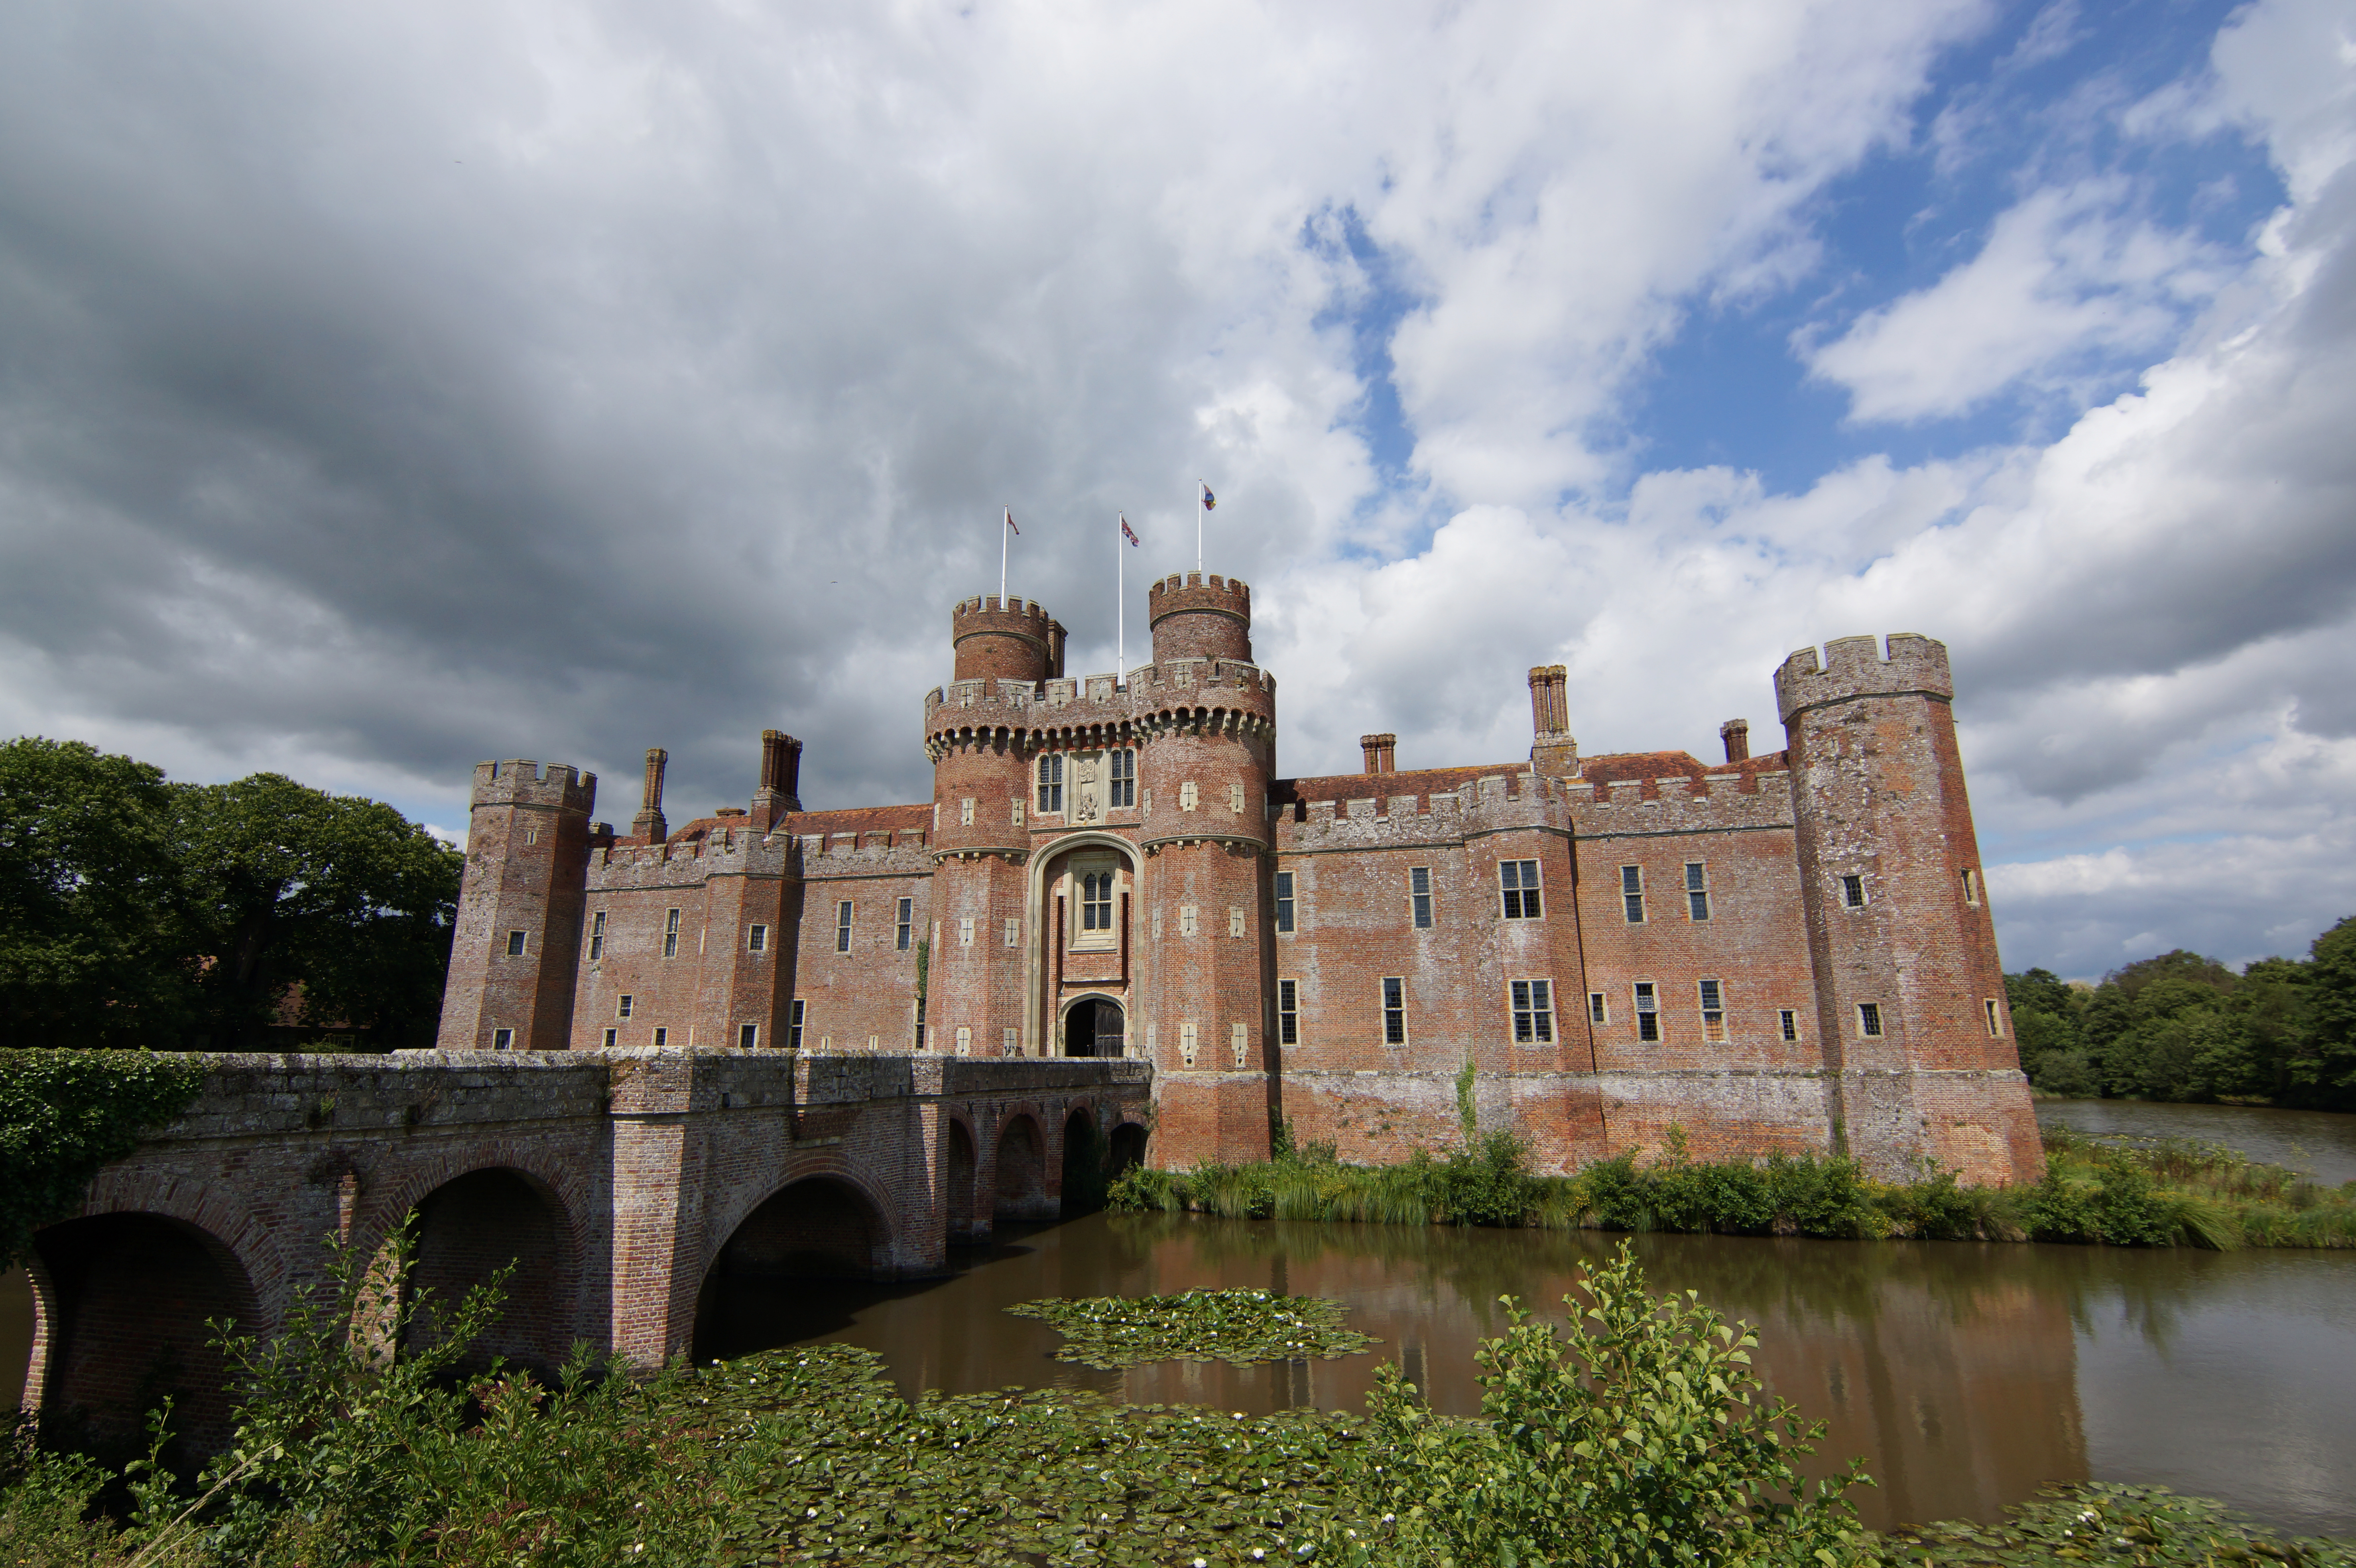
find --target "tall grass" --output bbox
[1106,1125,2356,1249]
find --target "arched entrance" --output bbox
[1061,996,1125,1058]
[1108,1121,1149,1175]
[692,1176,892,1362]
[403,1168,574,1379]
[1061,1107,1106,1216]
[947,1119,984,1243]
[30,1213,258,1461]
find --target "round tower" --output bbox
[1775,634,2041,1184]
[1133,573,1278,1163]
[953,595,1063,684]
[1148,573,1253,664]
[926,598,1060,1063]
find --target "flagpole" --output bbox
[1116,514,1125,685]
[1000,506,1009,601]
[1196,483,1203,573]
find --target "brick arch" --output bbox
[398,1166,581,1375]
[694,1157,900,1294]
[944,1112,984,1243]
[992,1110,1055,1223]
[351,1141,595,1269]
[75,1166,287,1328]
[26,1202,264,1461]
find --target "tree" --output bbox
[2292,916,2356,1109]
[0,739,193,1047]
[170,775,463,1050]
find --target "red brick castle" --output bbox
[437,573,2042,1185]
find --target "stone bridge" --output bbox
[23,1050,1152,1450]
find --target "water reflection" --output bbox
[702,1213,2356,1538]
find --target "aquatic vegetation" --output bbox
[1006,1287,1379,1369]
[1109,1123,2356,1249]
[1878,1483,2356,1568]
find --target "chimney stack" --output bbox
[1720,719,1750,765]
[1528,665,1577,775]
[1360,734,1397,775]
[630,747,669,843]
[752,729,804,826]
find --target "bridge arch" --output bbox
[945,1115,984,1243]
[704,1173,895,1283]
[993,1111,1054,1223]
[27,1210,260,1460]
[395,1166,581,1378]
[1108,1119,1150,1174]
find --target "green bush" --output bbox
[1315,1240,1866,1568]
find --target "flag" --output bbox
[1120,515,1140,546]
[1200,484,1216,511]
[1004,507,1019,535]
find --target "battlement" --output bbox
[923,659,1277,750]
[951,595,1066,683]
[951,594,1058,633]
[1563,770,1795,838]
[1147,572,1251,623]
[471,759,597,813]
[1773,633,1953,724]
[1148,572,1253,663]
[1273,770,1564,853]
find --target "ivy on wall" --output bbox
[0,1049,205,1269]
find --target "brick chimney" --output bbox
[630,747,669,843]
[1528,665,1577,775]
[1720,719,1750,765]
[752,729,803,826]
[1359,733,1397,775]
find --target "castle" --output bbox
[436,573,2042,1185]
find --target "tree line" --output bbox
[0,737,463,1051]
[2006,921,2356,1110]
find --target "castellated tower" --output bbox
[926,597,1065,1060]
[1135,574,1278,1163]
[437,760,597,1051]
[1776,635,2041,1183]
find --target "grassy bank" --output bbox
[6,1239,2352,1567]
[1107,1126,2356,1248]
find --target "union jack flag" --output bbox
[1120,515,1140,546]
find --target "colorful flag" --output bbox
[1120,515,1140,546]
[1200,484,1216,511]
[1004,507,1019,535]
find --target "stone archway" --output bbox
[993,1114,1054,1223]
[1060,995,1126,1058]
[403,1167,576,1378]
[947,1119,984,1243]
[29,1212,260,1461]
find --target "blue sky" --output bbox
[0,0,2351,978]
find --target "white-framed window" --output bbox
[1511,979,1555,1043]
[505,929,527,956]
[1228,906,1246,937]
[1985,998,2004,1036]
[959,797,975,826]
[1110,749,1136,807]
[1685,862,1712,922]
[1500,859,1543,919]
[748,924,768,952]
[1779,1009,1798,1041]
[959,916,975,946]
[1082,872,1115,931]
[788,998,806,1049]
[1180,780,1199,811]
[1275,872,1295,933]
[602,1027,617,1048]
[1002,1027,1019,1056]
[956,1025,972,1057]
[1004,917,1020,946]
[492,1027,514,1049]
[1962,868,1982,907]
[835,900,852,952]
[1179,1020,1198,1066]
[1382,978,1407,1044]
[588,911,606,960]
[738,1022,759,1049]
[1841,874,1867,909]
[1699,978,1726,1043]
[1634,982,1659,1042]
[1228,782,1244,813]
[1621,866,1645,924]
[1858,1001,1884,1037]
[897,897,914,950]
[663,908,681,957]
[1278,979,1299,1045]
[1179,904,1198,936]
[1231,1022,1249,1067]
[652,1027,669,1047]
[617,994,634,1019]
[1037,754,1064,813]
[1410,866,1433,928]
[1588,992,1608,1025]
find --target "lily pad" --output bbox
[1006,1288,1381,1370]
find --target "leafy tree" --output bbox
[0,739,192,1047]
[2292,916,2356,1109]
[169,775,463,1051]
[2108,948,2239,998]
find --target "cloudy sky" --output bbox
[2,0,2352,979]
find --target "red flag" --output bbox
[1004,507,1019,536]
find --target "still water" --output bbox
[701,1212,2356,1539]
[2035,1098,2356,1187]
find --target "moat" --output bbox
[8,1100,2354,1538]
